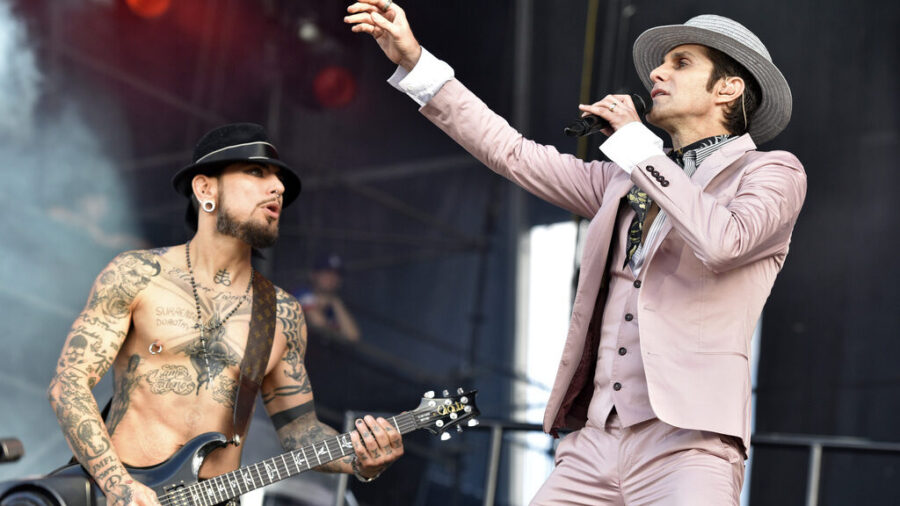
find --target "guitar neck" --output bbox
[162,412,417,505]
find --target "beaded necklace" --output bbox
[184,240,253,374]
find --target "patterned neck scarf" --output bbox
[623,134,737,267]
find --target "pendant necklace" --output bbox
[185,240,253,376]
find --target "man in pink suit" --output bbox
[347,3,806,504]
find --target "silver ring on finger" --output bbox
[382,0,393,12]
[608,102,618,112]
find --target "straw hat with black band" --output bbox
[632,15,792,145]
[172,123,302,231]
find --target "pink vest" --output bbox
[586,205,656,429]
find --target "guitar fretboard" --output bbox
[158,411,423,506]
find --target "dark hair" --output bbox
[703,46,761,135]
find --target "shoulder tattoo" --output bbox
[89,250,162,318]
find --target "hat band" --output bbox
[194,141,280,165]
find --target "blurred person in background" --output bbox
[298,253,362,343]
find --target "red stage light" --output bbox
[125,0,171,19]
[312,66,357,109]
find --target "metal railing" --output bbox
[751,433,900,506]
[465,420,900,506]
[322,409,900,506]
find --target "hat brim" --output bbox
[172,157,302,207]
[632,24,792,145]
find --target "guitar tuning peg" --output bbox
[424,391,435,399]
[467,419,480,427]
[460,396,469,404]
[442,389,450,397]
[457,387,465,394]
[464,406,472,413]
[441,432,452,441]
[456,425,463,433]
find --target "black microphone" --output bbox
[0,437,23,463]
[564,94,651,137]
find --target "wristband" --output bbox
[351,457,382,483]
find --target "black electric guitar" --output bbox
[52,389,479,505]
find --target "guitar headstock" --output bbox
[410,388,480,440]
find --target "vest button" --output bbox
[613,382,622,391]
[645,165,654,172]
[624,313,634,321]
[633,280,641,288]
[618,347,627,356]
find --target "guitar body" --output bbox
[50,432,230,505]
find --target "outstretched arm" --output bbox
[262,289,402,479]
[47,251,162,506]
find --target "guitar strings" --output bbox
[156,414,426,506]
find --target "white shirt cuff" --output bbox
[599,122,665,174]
[387,47,455,107]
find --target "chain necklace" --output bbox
[185,240,254,375]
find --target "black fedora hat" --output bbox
[173,123,302,228]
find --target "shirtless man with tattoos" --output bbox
[47,123,404,506]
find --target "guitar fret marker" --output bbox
[338,435,352,454]
[264,461,278,482]
[313,444,323,465]
[292,451,307,469]
[242,469,255,488]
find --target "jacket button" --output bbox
[645,165,654,172]
[613,382,622,391]
[624,313,634,321]
[618,347,627,356]
[633,280,641,288]
[661,180,670,187]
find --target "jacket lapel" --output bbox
[690,134,757,191]
[640,134,756,264]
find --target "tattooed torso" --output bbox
[50,243,313,493]
[99,246,281,477]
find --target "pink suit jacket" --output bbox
[420,79,807,451]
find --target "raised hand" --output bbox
[345,0,422,70]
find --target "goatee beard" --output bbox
[216,209,278,249]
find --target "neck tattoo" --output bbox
[184,240,253,375]
[214,269,232,286]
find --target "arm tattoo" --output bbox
[88,251,161,318]
[262,385,309,405]
[270,400,316,430]
[276,290,311,393]
[48,250,161,502]
[278,410,354,473]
